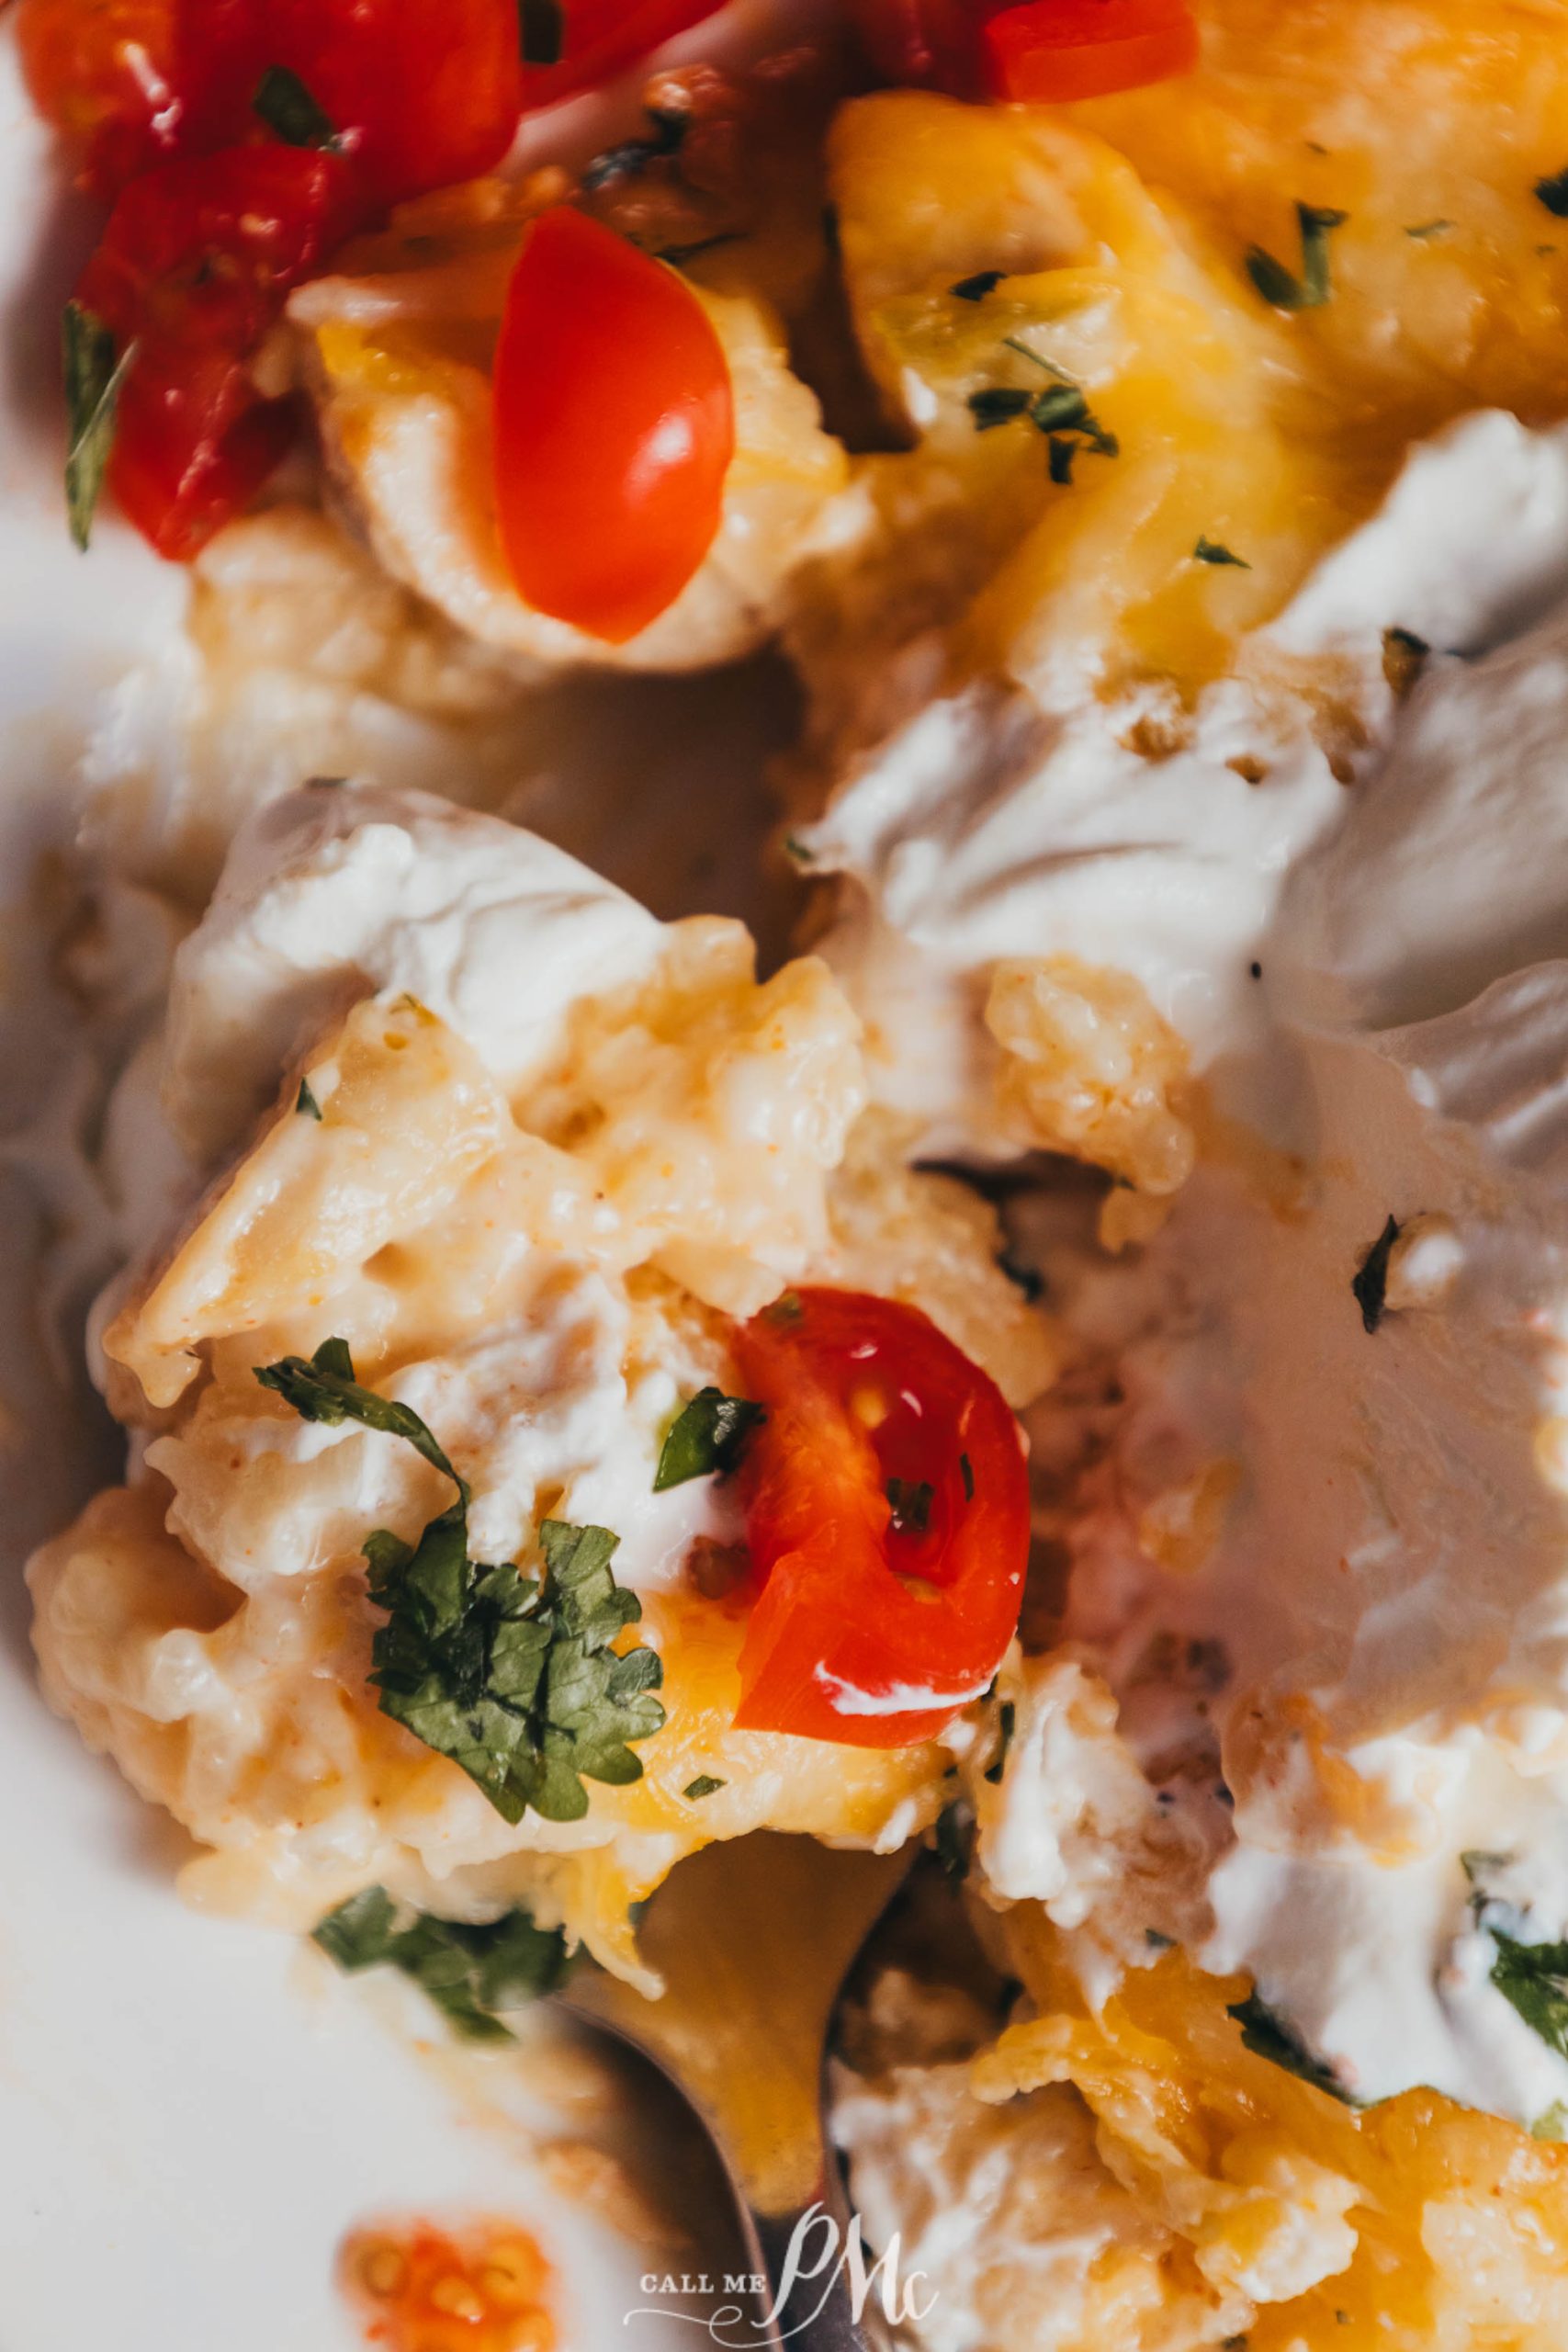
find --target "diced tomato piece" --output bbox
[17,0,182,197]
[983,0,1199,101]
[79,145,364,559]
[846,0,1198,102]
[198,0,525,207]
[23,0,523,207]
[522,1,728,110]
[731,1289,1031,1748]
[491,206,734,643]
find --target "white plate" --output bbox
[0,25,788,2346]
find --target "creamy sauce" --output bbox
[908,415,1568,2126]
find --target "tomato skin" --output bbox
[17,0,182,196]
[491,207,734,644]
[984,0,1198,101]
[523,1,728,110]
[79,145,364,559]
[732,1289,1031,1749]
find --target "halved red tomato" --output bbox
[522,1,728,111]
[731,1288,1031,1748]
[491,206,734,643]
[79,144,364,559]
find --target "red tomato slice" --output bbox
[522,1,728,110]
[491,207,734,643]
[731,1288,1031,1748]
[984,0,1199,101]
[17,0,182,197]
[79,145,364,559]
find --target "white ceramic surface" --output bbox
[0,27,773,2349]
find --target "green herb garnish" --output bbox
[1145,1928,1175,1951]
[1047,435,1077,484]
[296,1078,323,1120]
[254,63,338,149]
[682,1775,726,1801]
[951,269,1006,301]
[1536,169,1568,218]
[1351,1216,1401,1333]
[257,1340,665,1824]
[886,1477,934,1533]
[984,1700,1016,1785]
[1532,2100,1568,2142]
[62,301,136,552]
[968,387,1032,430]
[1245,201,1348,310]
[519,0,565,64]
[1491,1932,1568,2059]
[654,1388,765,1491]
[1227,1990,1356,2103]
[1194,536,1250,568]
[313,1884,570,2041]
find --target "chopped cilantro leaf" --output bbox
[886,1476,934,1533]
[1227,1990,1357,2103]
[519,0,565,64]
[968,387,1032,430]
[1351,1216,1401,1333]
[1536,168,1568,218]
[951,269,1006,301]
[1145,1928,1174,1951]
[1491,1931,1568,2059]
[654,1388,765,1491]
[1533,2099,1568,2142]
[254,63,338,149]
[783,835,815,864]
[983,1699,1016,1785]
[296,1078,323,1120]
[1047,435,1077,484]
[313,1885,570,2041]
[257,1340,664,1824]
[1194,536,1250,568]
[62,301,137,552]
[1246,201,1348,310]
[1029,382,1089,434]
[682,1775,726,1801]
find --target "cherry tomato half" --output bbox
[491,207,734,644]
[731,1288,1031,1748]
[522,1,728,110]
[79,144,364,559]
[984,0,1199,101]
